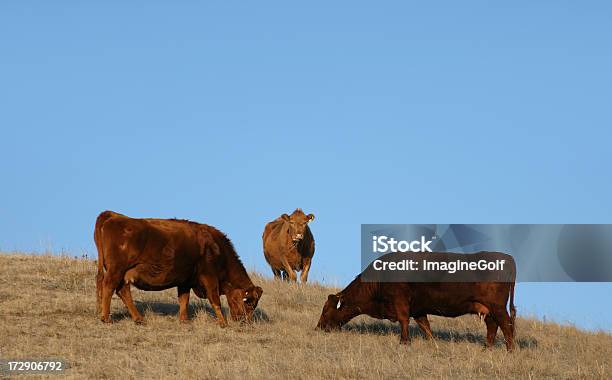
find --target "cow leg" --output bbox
[395,302,411,344]
[414,316,434,340]
[100,269,123,323]
[492,307,514,351]
[272,268,282,280]
[399,318,411,345]
[177,286,191,322]
[200,276,227,328]
[300,257,312,283]
[96,270,104,316]
[484,315,498,348]
[280,257,297,282]
[116,283,144,323]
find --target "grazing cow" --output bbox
[262,208,315,282]
[317,252,517,350]
[94,211,263,325]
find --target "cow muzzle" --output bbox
[316,320,335,332]
[293,234,304,241]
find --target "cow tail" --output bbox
[509,282,516,336]
[96,239,105,279]
[94,224,105,315]
[94,211,117,314]
[94,212,114,280]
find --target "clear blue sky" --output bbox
[1,2,611,331]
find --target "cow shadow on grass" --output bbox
[111,300,271,324]
[252,308,271,323]
[344,321,538,349]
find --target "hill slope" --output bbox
[0,254,610,379]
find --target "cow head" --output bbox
[281,208,315,243]
[227,286,263,322]
[316,293,356,331]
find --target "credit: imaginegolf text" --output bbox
[372,258,507,274]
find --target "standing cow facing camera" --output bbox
[263,208,315,282]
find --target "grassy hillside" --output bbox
[0,254,610,379]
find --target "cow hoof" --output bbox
[101,317,112,323]
[218,321,228,328]
[399,340,410,345]
[134,318,144,325]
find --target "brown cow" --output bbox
[262,208,315,282]
[94,211,263,325]
[317,252,517,350]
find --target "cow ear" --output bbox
[307,213,315,222]
[281,214,290,221]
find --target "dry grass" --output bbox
[0,253,610,379]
